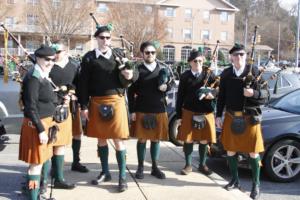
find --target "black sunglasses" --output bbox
[233,52,245,57]
[144,51,156,55]
[97,36,111,40]
[193,59,203,63]
[44,57,56,62]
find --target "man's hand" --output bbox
[81,109,89,121]
[131,113,136,121]
[158,84,167,92]
[39,132,48,144]
[121,69,133,80]
[244,88,254,97]
[176,119,182,126]
[215,117,223,129]
[205,92,214,100]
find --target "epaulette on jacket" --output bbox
[82,50,96,63]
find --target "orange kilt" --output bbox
[53,106,72,146]
[130,112,169,141]
[72,107,83,137]
[177,109,216,143]
[19,117,54,164]
[221,112,264,153]
[85,95,129,139]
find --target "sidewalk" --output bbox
[44,137,251,200]
[0,124,250,200]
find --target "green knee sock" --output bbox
[27,175,40,200]
[199,143,208,167]
[72,139,81,164]
[249,156,261,186]
[183,143,193,166]
[227,155,239,182]
[52,155,65,182]
[150,141,160,168]
[97,145,110,175]
[116,150,126,179]
[41,159,50,186]
[137,141,146,167]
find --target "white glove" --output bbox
[39,131,48,144]
[121,57,129,63]
[158,84,167,92]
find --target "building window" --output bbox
[27,14,38,25]
[166,27,173,38]
[183,28,192,39]
[203,10,210,21]
[181,46,192,61]
[221,31,228,41]
[201,30,210,40]
[7,0,15,4]
[27,0,38,5]
[97,3,108,13]
[52,0,60,8]
[26,40,39,50]
[185,8,192,19]
[220,11,229,22]
[163,45,175,62]
[145,5,152,13]
[5,17,14,28]
[165,7,175,17]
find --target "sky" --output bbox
[279,0,298,10]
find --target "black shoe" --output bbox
[181,165,192,175]
[135,166,144,179]
[250,184,260,199]
[91,172,112,185]
[39,181,47,194]
[71,162,89,173]
[53,180,76,189]
[151,167,166,179]
[198,165,212,176]
[223,179,242,191]
[118,178,128,193]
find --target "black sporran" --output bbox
[142,114,157,129]
[192,115,206,129]
[231,116,247,135]
[98,104,114,121]
[48,125,59,144]
[53,106,69,123]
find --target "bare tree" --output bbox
[0,0,10,22]
[36,0,93,41]
[106,2,168,57]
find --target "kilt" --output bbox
[130,112,169,141]
[85,95,129,139]
[19,117,54,164]
[72,107,83,137]
[177,109,216,143]
[53,106,72,146]
[221,112,264,153]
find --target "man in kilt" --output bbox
[128,41,171,180]
[215,43,269,199]
[78,24,138,192]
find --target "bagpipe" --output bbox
[156,59,176,90]
[196,42,221,101]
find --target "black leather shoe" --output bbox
[53,180,75,189]
[91,172,112,185]
[224,179,242,191]
[250,184,260,199]
[135,166,144,179]
[198,165,212,176]
[71,162,89,173]
[151,168,166,179]
[181,165,192,175]
[118,178,128,193]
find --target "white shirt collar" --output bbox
[143,61,157,72]
[95,48,112,60]
[233,64,245,77]
[191,69,202,77]
[34,64,48,79]
[55,57,69,68]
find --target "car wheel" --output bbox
[264,139,300,182]
[169,117,183,146]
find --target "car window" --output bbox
[274,90,300,114]
[281,75,291,88]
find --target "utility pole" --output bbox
[244,9,248,48]
[277,23,280,67]
[296,0,300,69]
